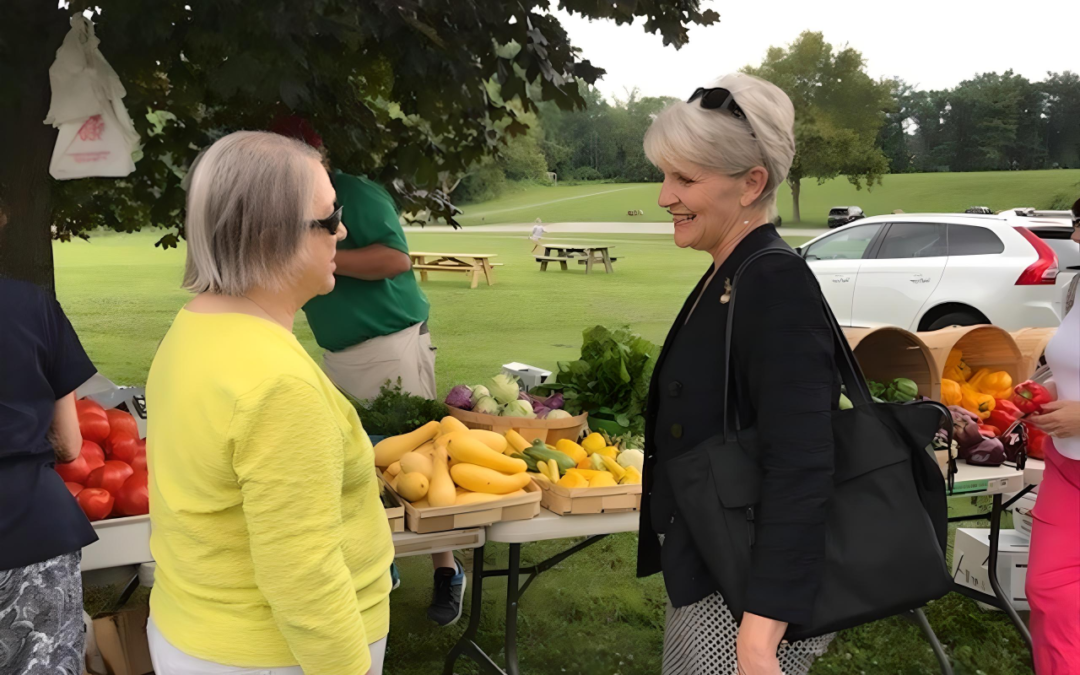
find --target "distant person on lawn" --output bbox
[146,131,394,675]
[270,116,466,628]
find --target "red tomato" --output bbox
[82,440,106,467]
[55,453,94,484]
[131,450,148,473]
[105,409,139,439]
[105,432,140,464]
[76,488,114,522]
[76,398,107,419]
[79,411,110,444]
[65,482,84,498]
[86,460,134,495]
[114,471,149,517]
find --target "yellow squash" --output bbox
[581,432,606,455]
[436,430,508,454]
[396,472,430,503]
[439,415,470,436]
[399,451,434,479]
[620,466,643,485]
[598,454,627,480]
[555,439,587,464]
[427,448,456,508]
[450,463,533,494]
[588,472,618,488]
[373,421,441,467]
[557,472,589,489]
[505,429,532,454]
[447,436,527,474]
[454,489,526,506]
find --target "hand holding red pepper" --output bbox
[1011,381,1053,415]
[1030,400,1080,440]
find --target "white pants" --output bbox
[147,617,387,675]
[322,322,437,402]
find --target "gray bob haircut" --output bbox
[644,73,796,219]
[182,131,324,296]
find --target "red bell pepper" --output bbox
[987,400,1023,433]
[1012,381,1053,415]
[1022,421,1053,460]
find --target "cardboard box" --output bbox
[952,527,1029,610]
[91,605,153,675]
[401,481,541,534]
[538,479,641,516]
[501,362,551,392]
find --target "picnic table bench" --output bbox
[409,252,501,289]
[535,242,617,274]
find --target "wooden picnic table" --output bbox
[409,252,500,289]
[536,242,617,274]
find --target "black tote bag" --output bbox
[666,245,953,641]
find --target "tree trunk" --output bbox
[790,178,802,224]
[0,1,66,293]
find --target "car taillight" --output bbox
[1014,227,1058,286]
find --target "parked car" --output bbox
[827,206,865,228]
[798,213,1072,331]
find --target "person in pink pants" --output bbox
[1026,198,1080,674]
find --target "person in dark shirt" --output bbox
[0,274,99,673]
[636,74,836,675]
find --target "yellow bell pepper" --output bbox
[943,349,973,382]
[941,379,963,407]
[581,433,606,455]
[961,384,996,419]
[555,439,587,464]
[977,371,1013,401]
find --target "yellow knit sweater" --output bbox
[146,309,393,674]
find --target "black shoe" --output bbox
[428,560,466,627]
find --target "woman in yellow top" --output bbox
[145,131,395,675]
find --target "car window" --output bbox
[804,223,884,261]
[947,225,1005,256]
[875,223,948,259]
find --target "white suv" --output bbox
[798,213,1073,331]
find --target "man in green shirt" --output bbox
[273,117,465,627]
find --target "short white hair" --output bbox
[644,73,796,219]
[182,131,323,296]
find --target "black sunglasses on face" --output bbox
[688,87,757,138]
[312,205,342,235]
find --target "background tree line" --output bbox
[458,31,1080,215]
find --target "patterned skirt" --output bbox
[663,592,835,675]
[0,552,84,675]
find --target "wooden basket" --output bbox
[537,479,641,516]
[1011,328,1056,379]
[400,481,541,534]
[918,326,1025,385]
[446,407,587,445]
[844,327,940,400]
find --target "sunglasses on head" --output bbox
[688,87,757,138]
[311,205,342,235]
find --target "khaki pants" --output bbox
[322,322,437,402]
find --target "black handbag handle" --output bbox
[721,245,874,443]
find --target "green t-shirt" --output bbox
[302,172,429,352]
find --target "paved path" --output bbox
[411,221,826,237]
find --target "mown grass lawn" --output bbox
[456,169,1080,229]
[59,228,1032,675]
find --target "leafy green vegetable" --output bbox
[534,325,659,436]
[885,378,919,403]
[349,379,447,437]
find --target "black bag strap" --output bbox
[721,244,874,443]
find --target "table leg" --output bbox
[559,259,567,271]
[987,494,1033,651]
[443,545,506,675]
[505,544,522,675]
[585,254,593,274]
[482,259,495,286]
[471,268,481,289]
[904,609,953,675]
[414,256,428,283]
[602,249,613,274]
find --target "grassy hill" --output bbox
[455,169,1080,228]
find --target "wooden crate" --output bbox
[1011,328,1056,379]
[401,481,541,534]
[918,325,1025,386]
[844,326,940,400]
[537,479,641,516]
[381,478,406,533]
[447,407,587,445]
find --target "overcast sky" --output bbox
[555,0,1080,102]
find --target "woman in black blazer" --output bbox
[637,73,838,675]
